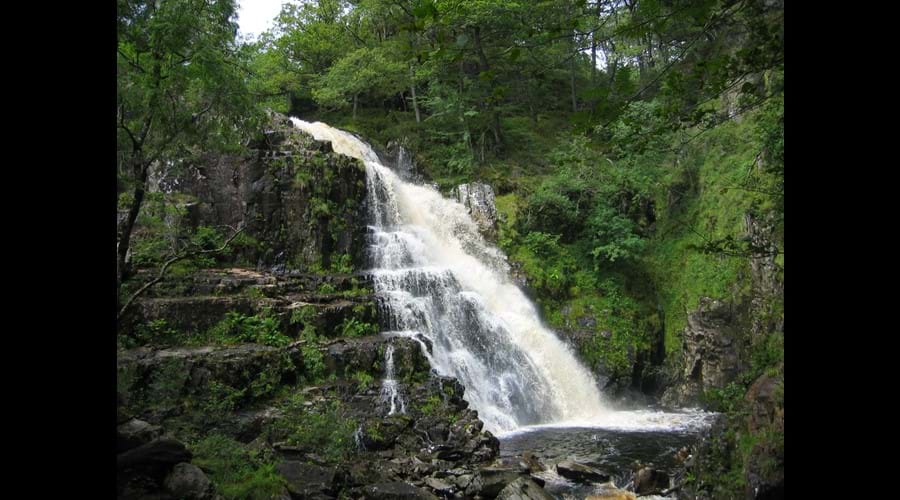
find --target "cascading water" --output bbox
[380,345,406,415]
[289,118,712,437]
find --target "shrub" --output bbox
[191,434,285,499]
[208,311,291,347]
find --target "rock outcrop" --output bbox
[661,297,748,407]
[452,182,499,240]
[147,112,369,273]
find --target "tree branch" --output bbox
[117,226,245,321]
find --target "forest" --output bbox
[117,1,783,499]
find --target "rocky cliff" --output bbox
[117,115,555,500]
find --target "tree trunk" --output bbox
[410,69,421,124]
[117,156,149,291]
[353,94,358,120]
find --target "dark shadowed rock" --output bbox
[276,461,338,498]
[424,476,454,495]
[118,418,163,453]
[660,298,747,406]
[479,467,526,498]
[556,460,609,483]
[496,477,553,500]
[118,438,192,473]
[361,482,439,499]
[163,463,215,499]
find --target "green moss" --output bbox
[191,434,285,499]
[266,398,357,462]
[419,394,442,415]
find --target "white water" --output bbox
[380,345,406,415]
[289,118,712,436]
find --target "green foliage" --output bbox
[586,206,646,265]
[148,359,190,410]
[267,398,357,462]
[201,381,246,416]
[339,317,379,338]
[353,370,375,388]
[191,434,284,499]
[703,382,747,414]
[329,253,355,274]
[207,311,291,347]
[301,343,326,383]
[418,394,442,415]
[290,305,317,326]
[126,319,180,347]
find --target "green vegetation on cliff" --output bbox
[118,0,783,497]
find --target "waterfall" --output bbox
[290,118,610,434]
[380,345,406,415]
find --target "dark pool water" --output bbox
[497,411,716,499]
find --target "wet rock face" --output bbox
[382,139,423,183]
[496,477,554,500]
[452,182,499,240]
[147,112,369,273]
[661,298,748,407]
[633,467,669,495]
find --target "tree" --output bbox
[116,0,258,296]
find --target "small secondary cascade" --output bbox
[380,345,406,415]
[291,117,611,435]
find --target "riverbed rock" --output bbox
[585,482,637,500]
[163,462,215,499]
[479,466,526,498]
[633,467,669,495]
[555,460,610,483]
[520,451,546,473]
[495,477,553,500]
[361,482,439,499]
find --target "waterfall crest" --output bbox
[291,118,609,434]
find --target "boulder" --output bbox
[276,461,338,498]
[495,477,553,500]
[555,460,609,483]
[118,418,163,453]
[479,467,526,498]
[117,438,192,473]
[424,476,455,495]
[163,462,215,499]
[520,452,545,473]
[585,482,636,500]
[361,482,440,499]
[633,467,669,495]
